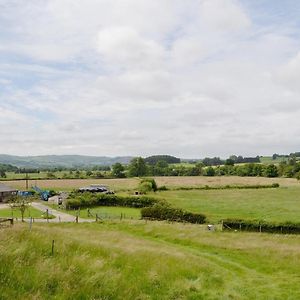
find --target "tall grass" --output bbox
[0,222,300,299]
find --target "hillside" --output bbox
[0,154,133,168]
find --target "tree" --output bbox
[205,166,215,176]
[111,163,126,178]
[225,159,235,166]
[0,170,6,178]
[9,195,31,222]
[264,164,278,178]
[128,157,147,177]
[86,170,93,177]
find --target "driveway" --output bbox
[30,202,93,223]
[0,203,9,210]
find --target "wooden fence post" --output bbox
[51,240,55,255]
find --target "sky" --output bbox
[0,0,300,158]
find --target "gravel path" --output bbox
[29,202,94,223]
[0,203,9,210]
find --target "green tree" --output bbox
[205,166,215,176]
[264,164,278,178]
[225,159,235,166]
[111,163,126,178]
[9,195,31,222]
[128,157,147,177]
[86,170,93,177]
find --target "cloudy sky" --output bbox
[1,0,300,158]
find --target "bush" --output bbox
[141,204,206,224]
[65,192,160,209]
[139,182,153,194]
[157,185,168,191]
[138,178,158,194]
[223,219,300,234]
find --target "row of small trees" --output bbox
[111,158,300,179]
[1,157,300,180]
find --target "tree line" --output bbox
[1,154,300,180]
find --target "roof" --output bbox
[78,185,108,192]
[0,183,17,193]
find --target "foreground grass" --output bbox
[152,187,300,223]
[0,207,47,219]
[0,221,299,299]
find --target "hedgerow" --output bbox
[141,204,206,224]
[223,219,300,234]
[173,183,280,191]
[65,192,161,209]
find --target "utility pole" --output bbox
[25,173,29,190]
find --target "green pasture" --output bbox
[259,156,290,164]
[152,187,300,223]
[51,205,141,220]
[0,222,299,299]
[0,206,47,219]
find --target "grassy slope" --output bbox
[152,187,300,223]
[0,222,299,300]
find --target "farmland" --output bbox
[1,175,299,191]
[1,175,300,299]
[0,206,46,219]
[151,187,300,223]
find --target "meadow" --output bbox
[0,221,299,299]
[1,175,298,192]
[151,186,300,223]
[0,206,46,219]
[50,205,141,220]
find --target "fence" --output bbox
[221,219,300,234]
[0,218,14,226]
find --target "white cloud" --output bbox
[96,27,165,70]
[0,0,300,157]
[200,0,251,32]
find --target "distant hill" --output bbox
[144,155,181,165]
[0,154,133,168]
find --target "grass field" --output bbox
[0,221,299,299]
[0,206,47,219]
[0,178,140,192]
[1,176,299,193]
[48,205,141,220]
[151,187,300,223]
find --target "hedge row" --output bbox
[174,183,280,191]
[65,192,160,209]
[223,219,300,234]
[141,204,206,224]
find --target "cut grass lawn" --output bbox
[0,221,299,299]
[48,205,141,220]
[0,207,49,219]
[151,187,300,223]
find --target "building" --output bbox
[0,183,17,202]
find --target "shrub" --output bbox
[65,192,160,209]
[141,204,206,224]
[157,185,168,191]
[139,181,153,194]
[138,178,158,194]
